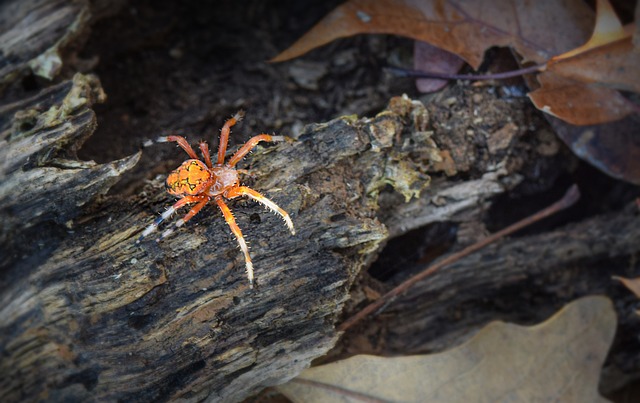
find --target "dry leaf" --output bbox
[528,0,639,125]
[554,0,628,60]
[544,113,640,184]
[613,275,640,299]
[413,41,464,93]
[271,0,594,68]
[528,72,637,126]
[546,36,640,94]
[277,296,615,403]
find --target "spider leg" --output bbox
[215,196,254,288]
[217,110,245,165]
[158,197,210,241]
[226,186,295,235]
[227,134,286,167]
[137,195,203,242]
[156,135,199,159]
[199,141,213,168]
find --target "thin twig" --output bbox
[291,379,388,403]
[385,64,545,81]
[338,184,581,332]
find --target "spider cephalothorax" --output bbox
[138,111,295,287]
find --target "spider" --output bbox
[138,111,295,288]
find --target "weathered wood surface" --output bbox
[0,67,519,402]
[335,202,640,395]
[363,204,640,353]
[5,70,638,403]
[0,0,91,89]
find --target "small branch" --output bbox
[385,64,545,81]
[290,379,387,403]
[338,185,581,332]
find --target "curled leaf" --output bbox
[530,0,639,125]
[554,0,628,60]
[271,0,593,68]
[528,72,637,126]
[613,275,640,299]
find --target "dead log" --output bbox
[346,203,640,354]
[0,0,91,89]
[0,61,525,403]
[333,202,640,396]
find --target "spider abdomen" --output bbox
[166,159,212,196]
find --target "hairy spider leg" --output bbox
[215,196,254,287]
[226,186,295,235]
[217,111,245,165]
[158,196,209,241]
[227,134,286,167]
[156,135,199,159]
[138,195,205,242]
[199,141,213,168]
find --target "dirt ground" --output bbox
[5,0,640,401]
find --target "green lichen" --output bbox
[28,48,63,81]
[363,110,432,203]
[41,73,106,127]
[11,73,106,144]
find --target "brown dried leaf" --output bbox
[546,0,638,94]
[277,296,615,403]
[271,0,594,68]
[554,0,628,60]
[614,276,640,299]
[528,72,637,126]
[547,36,640,94]
[544,113,640,185]
[530,0,639,125]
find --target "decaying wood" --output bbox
[333,202,640,397]
[0,64,524,402]
[0,0,91,88]
[344,203,640,355]
[0,74,139,241]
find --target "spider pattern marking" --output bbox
[138,111,295,288]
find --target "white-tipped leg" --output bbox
[233,110,245,122]
[137,206,176,243]
[157,218,185,242]
[138,196,206,244]
[227,186,295,235]
[226,227,254,288]
[227,134,287,167]
[155,135,199,159]
[254,195,295,235]
[242,242,254,289]
[215,197,255,288]
[156,199,208,241]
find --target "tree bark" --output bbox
[0,66,519,401]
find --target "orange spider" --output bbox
[138,111,295,288]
